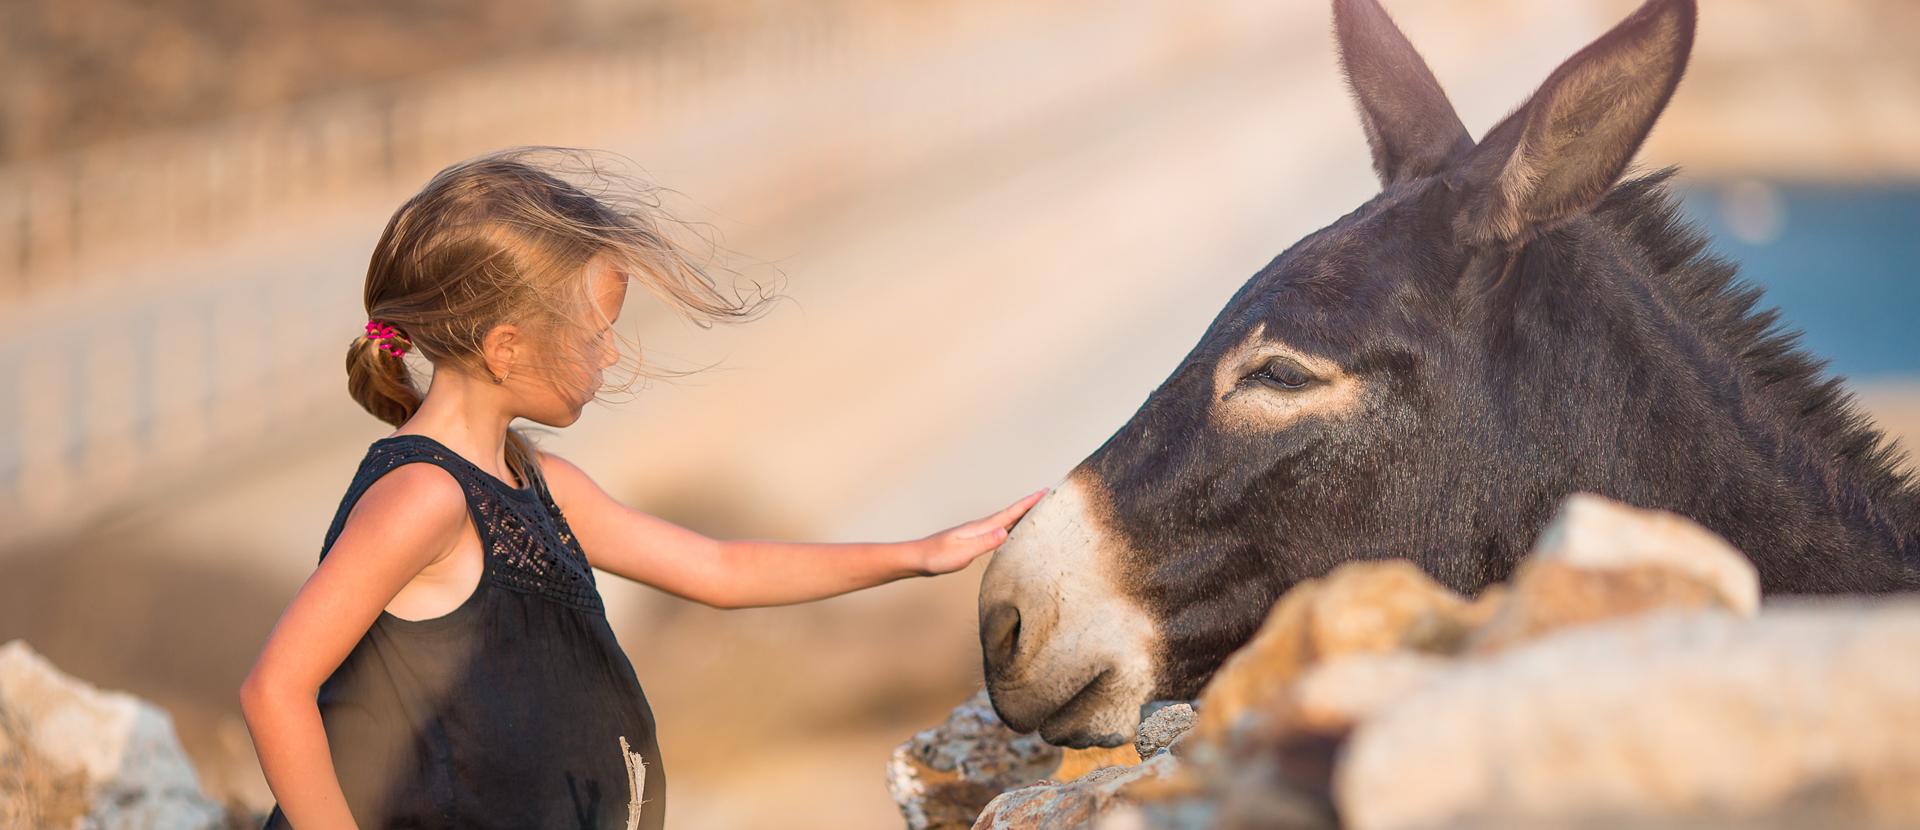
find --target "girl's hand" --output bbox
[917,488,1049,575]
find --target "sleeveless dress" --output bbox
[263,433,666,830]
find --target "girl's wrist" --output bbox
[900,538,939,577]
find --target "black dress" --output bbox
[263,433,666,829]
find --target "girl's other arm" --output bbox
[239,465,469,829]
[537,451,1044,609]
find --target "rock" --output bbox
[0,639,225,830]
[1056,744,1140,781]
[1282,652,1449,736]
[1336,602,1920,830]
[1469,493,1761,652]
[1535,494,1762,613]
[972,751,1188,830]
[1205,755,1343,830]
[1176,656,1446,811]
[1193,560,1474,742]
[923,497,1888,830]
[888,688,1064,830]
[1134,703,1194,760]
[1457,583,1508,629]
[1190,653,1453,806]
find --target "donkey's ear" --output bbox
[1334,0,1472,186]
[1452,0,1696,245]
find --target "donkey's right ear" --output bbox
[1450,0,1696,246]
[1334,0,1472,187]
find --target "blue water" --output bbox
[1678,181,1920,381]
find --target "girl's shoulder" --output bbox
[318,437,475,563]
[525,448,608,519]
[353,437,483,510]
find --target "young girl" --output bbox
[239,146,1045,829]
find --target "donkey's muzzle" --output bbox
[974,475,1158,747]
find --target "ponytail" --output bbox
[346,324,422,427]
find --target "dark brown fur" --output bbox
[1052,0,1919,700]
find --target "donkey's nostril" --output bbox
[982,602,1022,676]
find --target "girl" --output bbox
[239,146,1045,829]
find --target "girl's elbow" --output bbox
[237,669,271,715]
[237,665,298,718]
[694,589,746,611]
[238,684,266,728]
[692,543,746,609]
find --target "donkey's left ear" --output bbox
[1335,0,1473,187]
[1451,0,1696,246]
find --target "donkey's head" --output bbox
[979,0,1703,747]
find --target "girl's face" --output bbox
[517,252,629,427]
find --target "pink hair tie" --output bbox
[364,319,410,357]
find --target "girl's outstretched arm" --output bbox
[240,464,470,828]
[537,451,1045,609]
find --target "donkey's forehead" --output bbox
[1274,183,1441,281]
[1205,184,1448,354]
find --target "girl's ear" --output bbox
[482,323,522,380]
[1450,0,1696,246]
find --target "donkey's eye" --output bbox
[1252,358,1314,390]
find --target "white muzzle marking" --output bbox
[978,473,1158,746]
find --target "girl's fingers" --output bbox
[962,527,1009,559]
[990,489,1048,526]
[955,521,1003,540]
[927,526,1008,574]
[951,489,1048,539]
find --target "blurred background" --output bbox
[0,0,1914,826]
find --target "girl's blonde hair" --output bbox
[347,145,773,483]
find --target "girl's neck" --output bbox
[393,367,519,484]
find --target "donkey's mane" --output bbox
[1594,169,1920,525]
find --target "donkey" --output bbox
[978,0,1920,749]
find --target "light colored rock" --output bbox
[1205,754,1342,830]
[0,640,225,830]
[972,751,1187,830]
[888,688,1064,830]
[1167,653,1451,818]
[1194,560,1473,742]
[1185,653,1449,809]
[1534,494,1761,614]
[1056,744,1140,782]
[1469,494,1762,652]
[1282,652,1450,736]
[926,498,1887,830]
[1133,703,1194,761]
[1093,769,1334,830]
[1336,602,1920,830]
